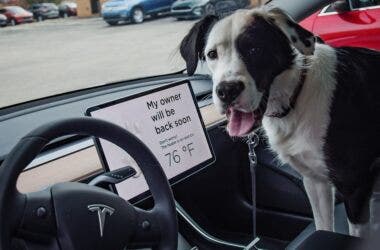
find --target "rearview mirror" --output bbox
[332,0,351,13]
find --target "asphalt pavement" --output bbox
[0,16,196,108]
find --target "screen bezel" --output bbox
[86,80,216,204]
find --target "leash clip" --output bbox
[247,133,259,169]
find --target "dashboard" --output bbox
[0,74,213,160]
[0,74,225,194]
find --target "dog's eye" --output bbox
[207,50,218,60]
[249,47,262,55]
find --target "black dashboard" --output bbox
[0,73,213,161]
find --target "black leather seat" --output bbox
[294,230,362,250]
[286,203,349,249]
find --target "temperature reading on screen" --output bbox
[165,142,194,166]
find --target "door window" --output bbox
[324,4,336,13]
[321,0,380,14]
[351,0,380,8]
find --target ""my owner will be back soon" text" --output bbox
[146,93,192,134]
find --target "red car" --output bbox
[300,0,380,50]
[0,6,34,26]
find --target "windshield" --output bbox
[6,6,27,14]
[0,0,273,108]
[42,3,58,8]
[3,0,234,108]
[1,0,378,108]
[65,3,77,7]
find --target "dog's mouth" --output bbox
[225,91,268,137]
[226,107,263,137]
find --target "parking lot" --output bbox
[0,17,196,108]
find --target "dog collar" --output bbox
[265,58,308,119]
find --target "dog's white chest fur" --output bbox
[262,44,338,181]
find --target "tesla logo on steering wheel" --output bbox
[88,204,115,237]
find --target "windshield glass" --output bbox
[65,3,77,7]
[3,0,377,108]
[42,3,58,8]
[7,6,27,14]
[0,3,193,108]
[0,0,264,108]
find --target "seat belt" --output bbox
[245,133,261,250]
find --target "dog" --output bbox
[180,7,380,237]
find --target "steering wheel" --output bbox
[0,117,178,250]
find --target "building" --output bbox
[77,0,106,17]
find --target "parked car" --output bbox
[29,3,60,21]
[101,0,175,25]
[0,6,33,26]
[300,0,380,51]
[58,2,77,18]
[171,0,249,19]
[0,14,7,27]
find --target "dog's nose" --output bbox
[216,81,245,105]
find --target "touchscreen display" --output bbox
[86,81,215,201]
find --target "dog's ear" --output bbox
[180,15,218,75]
[267,8,316,55]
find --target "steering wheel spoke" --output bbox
[17,189,57,240]
[129,207,161,248]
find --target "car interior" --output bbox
[0,0,378,249]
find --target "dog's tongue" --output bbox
[226,107,255,137]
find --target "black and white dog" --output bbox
[180,7,380,237]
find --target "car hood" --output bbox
[14,12,33,17]
[48,7,59,11]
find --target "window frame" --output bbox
[319,0,380,16]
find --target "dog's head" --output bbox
[180,8,316,137]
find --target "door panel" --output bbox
[91,0,100,14]
[141,0,169,14]
[140,0,156,13]
[255,142,312,217]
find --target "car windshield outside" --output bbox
[0,0,379,108]
[0,0,248,109]
[7,6,27,13]
[42,3,58,8]
[65,2,76,7]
